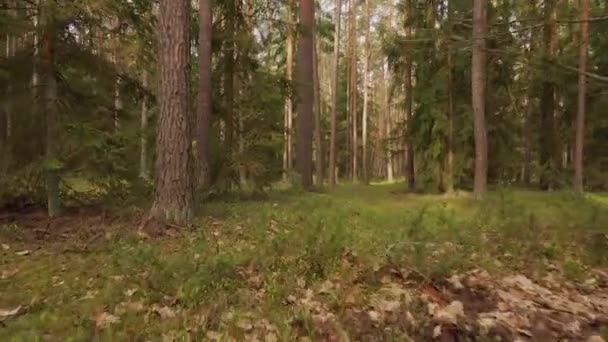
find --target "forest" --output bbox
[0,0,607,340]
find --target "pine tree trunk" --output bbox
[349,0,358,182]
[472,0,488,197]
[313,38,324,186]
[329,0,341,186]
[41,18,61,217]
[384,61,393,182]
[296,0,315,189]
[361,0,370,185]
[284,0,295,180]
[224,1,236,163]
[140,71,149,180]
[405,0,415,191]
[539,0,560,190]
[198,0,212,188]
[574,0,589,193]
[149,0,194,225]
[445,1,455,194]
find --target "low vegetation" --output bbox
[2,185,607,340]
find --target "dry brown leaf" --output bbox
[15,250,31,256]
[95,312,121,329]
[151,305,176,320]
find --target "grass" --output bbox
[1,184,607,340]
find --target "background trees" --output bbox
[1,0,607,216]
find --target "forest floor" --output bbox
[1,185,608,341]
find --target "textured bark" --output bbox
[296,0,314,189]
[284,0,295,179]
[522,1,537,185]
[539,0,560,190]
[150,0,194,225]
[313,38,324,185]
[405,0,415,191]
[329,0,341,186]
[574,0,589,193]
[140,71,149,179]
[198,0,212,188]
[472,0,488,196]
[361,0,370,185]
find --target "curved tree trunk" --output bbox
[150,0,194,225]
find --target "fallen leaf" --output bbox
[236,318,253,331]
[115,301,145,315]
[432,325,442,338]
[15,250,31,256]
[434,301,465,325]
[95,312,121,329]
[1,268,19,279]
[151,305,176,320]
[125,288,138,297]
[1,243,9,250]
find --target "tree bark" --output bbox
[140,71,149,180]
[362,0,371,185]
[445,1,454,194]
[41,15,61,217]
[405,0,415,191]
[150,0,194,225]
[224,0,236,161]
[296,0,315,189]
[284,0,295,180]
[574,0,589,193]
[198,0,212,188]
[539,0,560,190]
[313,37,324,186]
[349,0,358,182]
[329,0,341,186]
[472,0,488,197]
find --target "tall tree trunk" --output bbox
[313,37,324,186]
[539,0,560,190]
[522,1,537,185]
[140,71,149,180]
[472,0,488,197]
[445,1,454,194]
[574,0,589,193]
[150,0,194,225]
[405,0,415,191]
[384,61,393,182]
[296,0,315,189]
[224,0,236,162]
[329,0,341,186]
[41,17,61,217]
[198,0,212,188]
[349,0,358,182]
[284,0,295,180]
[362,0,370,185]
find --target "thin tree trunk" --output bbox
[472,0,488,197]
[224,1,236,161]
[362,0,370,185]
[329,0,341,186]
[198,0,212,188]
[284,0,295,180]
[384,61,393,182]
[313,37,324,186]
[445,1,454,194]
[574,0,589,193]
[150,0,194,225]
[140,71,149,180]
[522,2,537,185]
[405,0,415,191]
[296,0,315,189]
[41,17,61,217]
[349,0,357,182]
[539,0,560,190]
